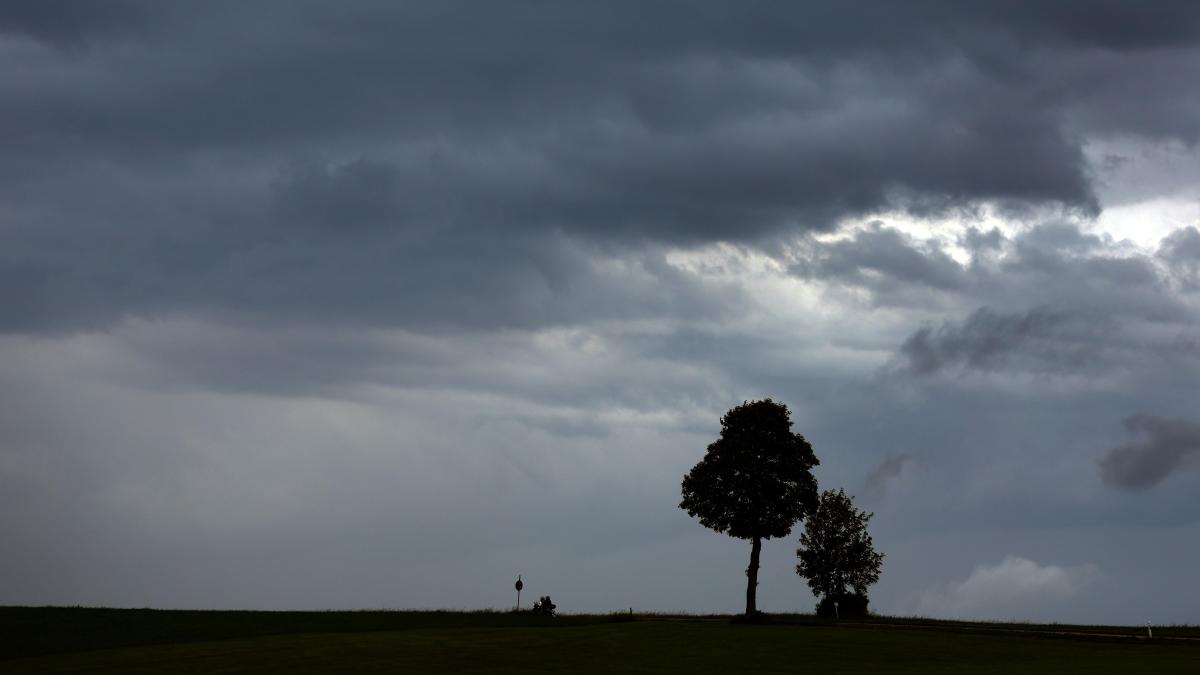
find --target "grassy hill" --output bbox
[3,607,1197,673]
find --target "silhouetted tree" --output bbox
[796,488,883,618]
[680,399,820,616]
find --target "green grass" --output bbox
[3,607,1198,674]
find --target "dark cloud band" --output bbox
[1099,415,1200,491]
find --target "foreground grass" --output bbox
[3,608,1198,674]
[0,607,606,661]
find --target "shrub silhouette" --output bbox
[816,592,870,619]
[531,596,557,617]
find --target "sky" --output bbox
[2,1,1200,624]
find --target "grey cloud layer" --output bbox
[5,2,1200,333]
[5,2,1200,621]
[787,220,1199,495]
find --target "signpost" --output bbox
[515,575,524,611]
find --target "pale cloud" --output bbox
[917,556,1101,621]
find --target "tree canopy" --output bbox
[795,488,883,617]
[680,399,819,615]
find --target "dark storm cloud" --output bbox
[959,227,1005,257]
[0,150,750,335]
[0,0,149,44]
[5,2,1200,334]
[1099,415,1200,491]
[1159,226,1200,291]
[895,306,1102,376]
[862,453,912,499]
[791,222,965,291]
[7,1,1200,623]
[272,160,406,231]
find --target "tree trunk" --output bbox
[745,535,762,616]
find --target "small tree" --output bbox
[796,489,883,618]
[681,399,820,616]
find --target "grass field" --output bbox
[3,607,1198,673]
